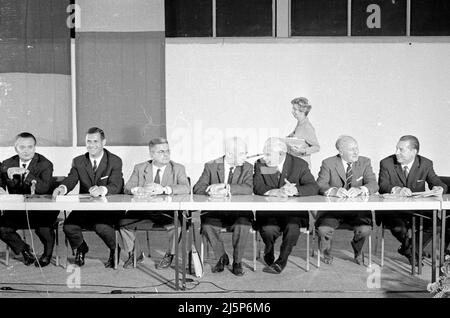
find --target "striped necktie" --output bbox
[154,169,161,184]
[345,162,353,190]
[403,166,409,180]
[227,167,234,185]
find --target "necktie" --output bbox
[345,162,353,190]
[227,167,234,185]
[21,163,26,185]
[154,169,161,184]
[92,160,97,172]
[403,166,409,180]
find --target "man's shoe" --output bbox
[351,241,363,265]
[211,254,230,273]
[263,253,275,266]
[399,248,423,267]
[74,241,89,267]
[105,247,119,268]
[263,263,283,274]
[22,245,38,266]
[232,262,244,276]
[321,248,333,265]
[156,253,174,269]
[35,255,52,267]
[354,253,363,265]
[123,252,144,269]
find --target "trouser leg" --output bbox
[231,217,251,263]
[202,221,226,259]
[277,222,300,269]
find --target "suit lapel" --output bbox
[232,165,242,184]
[94,151,108,184]
[407,157,420,188]
[394,160,407,186]
[84,153,95,185]
[143,161,153,184]
[335,155,347,184]
[352,159,362,185]
[26,155,39,178]
[279,155,292,187]
[161,162,172,186]
[216,157,225,183]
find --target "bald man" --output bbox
[254,137,319,274]
[316,136,379,265]
[193,137,253,276]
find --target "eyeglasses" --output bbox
[155,149,170,155]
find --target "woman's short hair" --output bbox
[291,97,312,116]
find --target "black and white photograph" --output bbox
[0,0,450,308]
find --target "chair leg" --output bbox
[418,216,423,275]
[252,229,256,272]
[200,235,204,264]
[374,224,380,254]
[55,225,59,267]
[381,226,385,267]
[64,237,69,269]
[133,236,137,268]
[311,228,316,257]
[6,245,10,266]
[256,232,262,261]
[114,231,118,270]
[146,230,151,257]
[368,234,372,268]
[306,230,310,272]
[411,216,416,275]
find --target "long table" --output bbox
[0,194,445,290]
[179,194,442,287]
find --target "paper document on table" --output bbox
[0,194,24,202]
[281,137,308,149]
[411,190,442,198]
[55,194,91,202]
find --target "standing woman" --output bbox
[287,97,320,168]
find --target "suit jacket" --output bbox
[61,149,123,195]
[125,160,190,195]
[378,154,447,194]
[317,155,379,195]
[253,154,319,196]
[0,153,53,195]
[193,156,253,195]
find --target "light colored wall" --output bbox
[1,38,450,187]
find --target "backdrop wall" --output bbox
[1,38,450,190]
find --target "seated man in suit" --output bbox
[0,132,57,267]
[53,127,124,268]
[193,137,253,276]
[378,135,448,265]
[119,137,190,269]
[316,135,379,265]
[254,137,319,274]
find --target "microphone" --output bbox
[30,180,37,196]
[246,153,263,159]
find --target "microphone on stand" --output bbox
[246,153,263,159]
[30,180,37,196]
